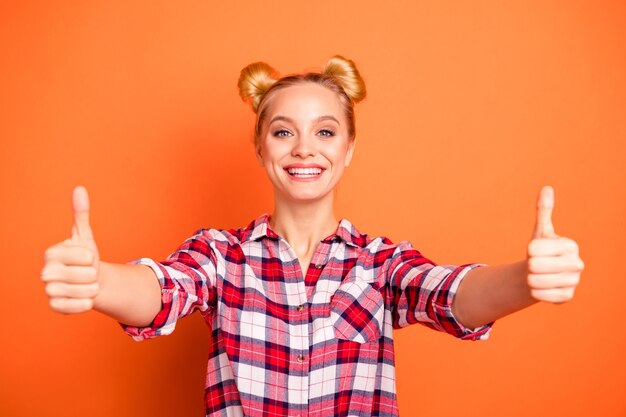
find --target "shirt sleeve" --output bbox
[120,230,218,341]
[386,241,493,340]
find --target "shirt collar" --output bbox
[331,218,363,248]
[242,214,279,242]
[242,214,363,248]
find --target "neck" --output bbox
[270,194,338,256]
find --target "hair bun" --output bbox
[323,55,366,103]
[238,62,279,112]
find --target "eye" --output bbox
[273,129,292,138]
[318,129,335,137]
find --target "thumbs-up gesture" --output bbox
[527,186,584,303]
[41,186,100,313]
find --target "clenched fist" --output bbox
[527,186,584,303]
[41,186,100,313]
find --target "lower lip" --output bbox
[285,170,324,182]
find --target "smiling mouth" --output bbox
[285,167,324,178]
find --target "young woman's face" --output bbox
[257,83,355,204]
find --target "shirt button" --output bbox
[297,304,304,312]
[297,354,305,364]
[315,263,322,269]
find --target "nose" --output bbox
[291,134,316,158]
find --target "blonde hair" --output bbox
[238,55,366,147]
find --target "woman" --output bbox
[41,56,584,416]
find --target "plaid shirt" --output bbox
[123,214,492,417]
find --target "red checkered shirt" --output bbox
[123,214,492,417]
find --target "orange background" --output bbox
[1,1,625,416]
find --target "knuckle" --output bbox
[527,239,544,256]
[565,257,584,272]
[44,247,56,263]
[73,266,97,283]
[85,283,99,298]
[74,298,93,312]
[79,248,95,264]
[45,282,58,297]
[566,277,580,288]
[49,297,92,313]
[85,267,98,281]
[555,292,572,304]
[40,266,52,282]
[41,262,63,281]
[566,239,579,252]
[557,289,575,303]
[49,297,63,312]
[527,274,540,289]
[567,288,576,299]
[83,298,94,310]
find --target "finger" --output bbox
[528,237,579,257]
[528,272,580,290]
[49,297,94,314]
[45,282,99,298]
[41,262,98,283]
[533,185,556,239]
[528,256,585,274]
[44,245,94,266]
[530,287,576,304]
[72,186,93,241]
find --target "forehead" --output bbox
[264,83,345,122]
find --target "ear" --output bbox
[344,138,356,167]
[255,142,264,167]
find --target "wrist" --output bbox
[92,260,108,313]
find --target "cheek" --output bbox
[329,144,351,166]
[259,141,289,172]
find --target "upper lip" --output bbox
[284,163,325,169]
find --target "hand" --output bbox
[41,186,100,313]
[527,186,584,303]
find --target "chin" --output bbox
[288,193,326,202]
[281,189,332,203]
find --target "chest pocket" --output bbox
[330,280,384,343]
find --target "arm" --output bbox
[94,262,162,327]
[451,186,584,329]
[41,186,162,327]
[452,261,535,329]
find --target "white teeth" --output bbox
[287,167,322,176]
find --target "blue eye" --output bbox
[318,129,335,137]
[273,129,292,138]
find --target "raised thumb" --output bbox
[71,185,94,241]
[533,185,556,238]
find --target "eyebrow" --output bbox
[269,115,341,125]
